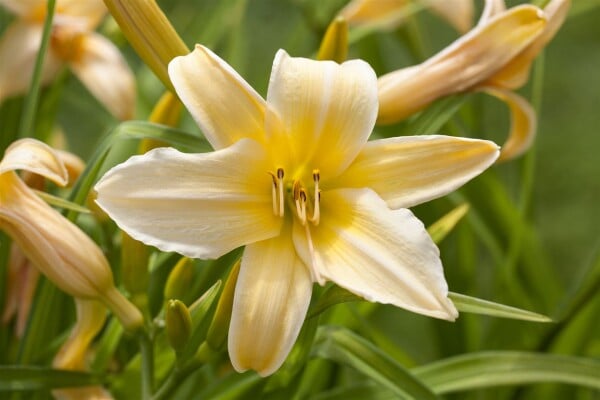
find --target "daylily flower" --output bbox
[377,0,570,160]
[0,139,143,331]
[1,146,84,338]
[339,0,474,33]
[0,0,135,120]
[94,45,499,376]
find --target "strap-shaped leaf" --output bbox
[313,326,438,400]
[413,351,600,394]
[448,292,552,322]
[0,366,100,391]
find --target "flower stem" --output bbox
[18,0,56,138]
[139,332,155,399]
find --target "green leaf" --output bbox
[427,203,470,244]
[180,280,222,362]
[0,366,100,391]
[413,351,600,394]
[33,190,91,214]
[449,292,553,322]
[400,94,470,136]
[313,326,438,400]
[306,284,361,320]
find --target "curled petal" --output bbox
[266,49,378,179]
[477,0,506,25]
[229,224,312,376]
[294,188,458,320]
[0,139,68,186]
[333,135,499,209]
[429,0,474,33]
[0,22,62,103]
[485,0,570,89]
[482,87,536,161]
[69,33,135,120]
[169,45,266,150]
[377,5,546,124]
[95,139,281,260]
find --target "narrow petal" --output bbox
[266,50,378,179]
[0,138,68,186]
[377,5,546,124]
[228,224,312,376]
[294,188,458,320]
[95,139,281,259]
[482,87,536,161]
[333,135,499,209]
[484,0,570,90]
[0,22,62,103]
[168,45,266,150]
[429,0,474,33]
[69,32,136,120]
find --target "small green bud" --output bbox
[164,257,195,305]
[165,299,192,354]
[317,16,349,63]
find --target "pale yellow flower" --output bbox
[0,0,135,119]
[95,45,499,376]
[377,0,570,160]
[0,139,142,331]
[339,0,474,33]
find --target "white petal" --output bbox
[0,138,68,186]
[0,22,62,103]
[429,0,474,33]
[228,224,312,377]
[482,87,536,161]
[333,135,499,209]
[294,188,457,320]
[168,45,266,150]
[477,0,507,25]
[94,139,281,259]
[265,49,378,179]
[69,32,136,120]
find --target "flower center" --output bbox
[270,168,321,226]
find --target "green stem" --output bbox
[151,355,204,400]
[18,0,56,138]
[139,333,155,399]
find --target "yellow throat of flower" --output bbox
[270,167,321,227]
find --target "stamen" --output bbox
[277,168,284,217]
[304,224,325,285]
[269,172,278,216]
[309,169,321,225]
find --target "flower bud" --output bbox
[165,299,192,355]
[164,257,196,305]
[317,17,348,63]
[206,260,240,350]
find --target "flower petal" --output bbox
[377,5,546,124]
[477,0,506,25]
[294,188,458,320]
[266,49,378,179]
[0,138,68,186]
[0,22,62,103]
[94,139,281,259]
[228,223,312,376]
[0,0,45,18]
[482,87,536,161]
[484,0,570,89]
[168,45,266,150]
[55,0,107,30]
[338,0,410,31]
[69,32,136,120]
[333,135,499,209]
[429,0,474,33]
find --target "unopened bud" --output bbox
[207,260,240,350]
[164,257,196,305]
[317,17,349,63]
[165,299,192,354]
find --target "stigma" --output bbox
[269,168,321,226]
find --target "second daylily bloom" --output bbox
[95,45,500,376]
[0,139,143,331]
[0,0,135,119]
[377,0,570,160]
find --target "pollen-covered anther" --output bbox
[308,169,321,225]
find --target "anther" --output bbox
[309,169,321,225]
[277,168,284,217]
